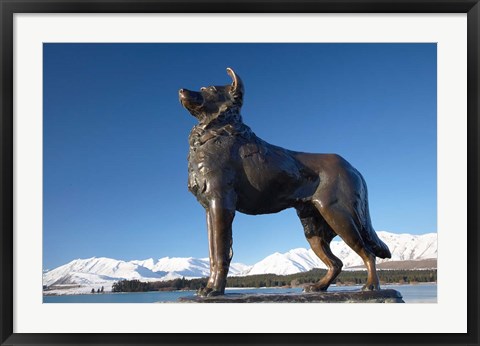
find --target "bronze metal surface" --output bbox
[180,68,391,297]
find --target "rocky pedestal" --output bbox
[178,289,405,303]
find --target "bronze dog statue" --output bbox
[179,68,391,297]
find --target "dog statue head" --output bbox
[179,68,244,126]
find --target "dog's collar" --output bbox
[189,123,251,147]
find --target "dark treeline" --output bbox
[111,269,436,293]
[111,278,208,293]
[226,268,436,288]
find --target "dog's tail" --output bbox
[359,176,392,259]
[363,223,391,259]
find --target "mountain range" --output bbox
[43,231,437,294]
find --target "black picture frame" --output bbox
[1,1,478,345]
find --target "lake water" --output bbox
[43,283,436,303]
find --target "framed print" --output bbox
[1,1,479,345]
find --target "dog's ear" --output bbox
[226,67,244,104]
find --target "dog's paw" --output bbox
[361,283,381,291]
[303,283,329,293]
[196,287,224,297]
[206,290,223,297]
[196,287,213,297]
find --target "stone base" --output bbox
[178,289,404,303]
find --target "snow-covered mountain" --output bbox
[244,232,437,275]
[43,231,436,293]
[43,256,250,290]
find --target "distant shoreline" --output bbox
[43,282,437,296]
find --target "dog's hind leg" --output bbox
[296,204,343,292]
[312,193,380,291]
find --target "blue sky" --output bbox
[43,43,437,269]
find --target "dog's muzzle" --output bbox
[179,89,187,104]
[179,88,203,109]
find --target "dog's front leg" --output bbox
[199,195,235,297]
[204,208,216,291]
